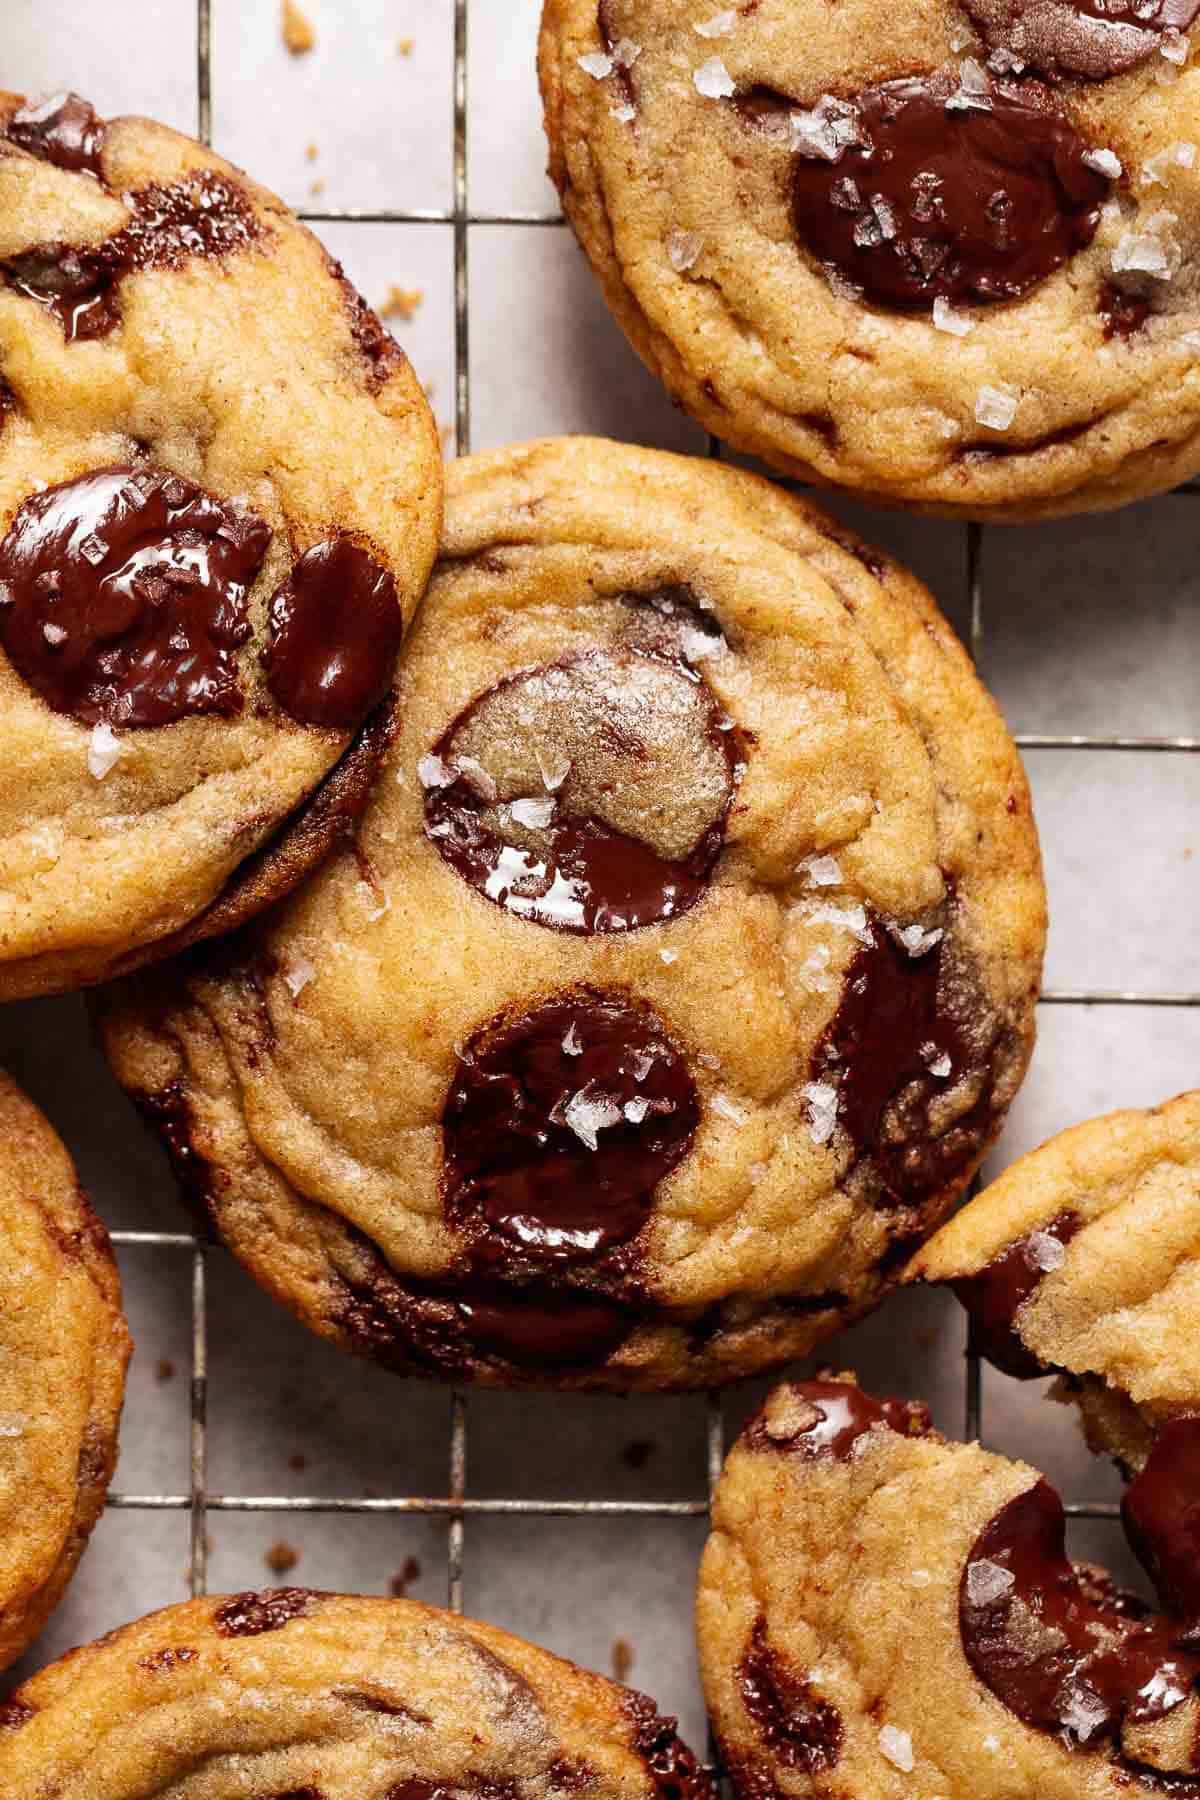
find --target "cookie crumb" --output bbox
[282,0,316,54]
[265,1539,300,1575]
[305,141,319,162]
[381,285,424,322]
[397,36,414,56]
[389,1555,422,1597]
[612,1638,635,1682]
[155,1358,176,1382]
[309,178,325,197]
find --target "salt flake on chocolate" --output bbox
[878,1726,915,1773]
[694,55,736,98]
[966,1558,1015,1606]
[791,96,861,161]
[694,8,735,35]
[509,795,556,829]
[1027,1229,1067,1272]
[1083,147,1122,180]
[624,1096,650,1124]
[418,752,454,789]
[42,622,66,646]
[563,1084,623,1150]
[974,385,1019,431]
[891,921,944,957]
[87,721,124,780]
[1058,1682,1109,1745]
[562,1022,583,1057]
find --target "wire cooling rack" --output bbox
[101,0,1200,1649]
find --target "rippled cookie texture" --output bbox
[0,91,441,999]
[0,1591,713,1800]
[911,1089,1200,1469]
[0,1072,130,1671]
[96,439,1043,1390]
[540,0,1200,517]
[699,1374,1200,1797]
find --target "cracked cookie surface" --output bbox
[0,1589,711,1800]
[96,437,1044,1390]
[0,1070,129,1671]
[0,92,441,999]
[539,0,1200,517]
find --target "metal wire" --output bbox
[102,0,1192,1634]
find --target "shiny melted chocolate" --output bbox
[962,0,1200,80]
[747,1377,932,1458]
[453,1281,634,1367]
[443,987,699,1266]
[949,1210,1082,1377]
[265,538,403,728]
[811,910,987,1203]
[0,464,271,726]
[424,625,740,936]
[790,74,1110,309]
[2,168,261,342]
[6,91,105,175]
[738,1616,844,1776]
[961,1435,1200,1768]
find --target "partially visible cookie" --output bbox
[0,91,442,999]
[96,437,1044,1391]
[0,1588,712,1800]
[909,1089,1200,1473]
[0,1070,130,1671]
[540,0,1200,517]
[699,1374,1200,1797]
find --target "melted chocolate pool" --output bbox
[6,91,105,175]
[424,623,740,935]
[962,1426,1200,1771]
[962,0,1200,80]
[265,538,402,729]
[2,166,261,342]
[0,464,271,726]
[949,1211,1082,1377]
[443,987,699,1266]
[748,1377,932,1457]
[789,73,1110,309]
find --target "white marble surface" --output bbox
[3,0,1200,1754]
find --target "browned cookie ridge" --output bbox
[97,439,1044,1391]
[0,1591,714,1800]
[0,90,441,999]
[540,0,1200,516]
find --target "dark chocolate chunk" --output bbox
[948,1210,1082,1378]
[0,1700,34,1732]
[265,538,402,729]
[0,464,271,727]
[738,1618,843,1776]
[424,636,740,936]
[137,1645,199,1672]
[810,906,991,1203]
[214,1588,317,1638]
[443,987,699,1264]
[961,1477,1200,1757]
[6,91,105,175]
[2,168,262,342]
[1102,280,1152,342]
[963,0,1200,80]
[455,1283,634,1367]
[789,73,1109,310]
[1124,1417,1200,1627]
[625,1690,716,1800]
[746,1378,931,1458]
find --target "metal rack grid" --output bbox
[101,0,1200,1649]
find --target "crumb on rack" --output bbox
[439,422,454,453]
[283,0,316,55]
[155,1358,176,1383]
[389,1555,422,1597]
[611,1638,635,1683]
[305,141,319,162]
[622,1439,655,1470]
[397,37,414,56]
[310,178,325,197]
[382,285,424,322]
[288,1451,308,1472]
[265,1540,300,1575]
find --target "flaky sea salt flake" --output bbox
[1083,147,1122,179]
[694,55,735,98]
[624,1096,651,1124]
[892,921,944,957]
[510,795,556,829]
[578,50,614,78]
[803,1081,839,1146]
[694,9,736,36]
[417,752,454,789]
[610,102,636,122]
[611,37,642,67]
[798,852,842,887]
[1058,1682,1109,1744]
[0,1413,27,1439]
[974,384,1018,430]
[878,1726,915,1773]
[966,1558,1015,1607]
[667,229,704,272]
[283,955,316,998]
[562,1023,584,1057]
[88,721,124,781]
[42,622,66,645]
[933,295,974,336]
[660,947,679,965]
[563,1085,623,1150]
[1027,1230,1067,1272]
[712,1091,749,1126]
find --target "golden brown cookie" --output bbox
[0,91,442,1000]
[539,0,1200,518]
[0,1588,712,1800]
[909,1088,1200,1473]
[96,437,1044,1390]
[699,1374,1200,1797]
[0,1070,130,1671]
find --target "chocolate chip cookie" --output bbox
[0,91,441,1000]
[540,0,1200,517]
[0,1588,711,1800]
[910,1088,1200,1473]
[0,1070,130,1671]
[96,438,1044,1390]
[699,1375,1200,1795]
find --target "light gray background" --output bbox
[3,0,1200,1752]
